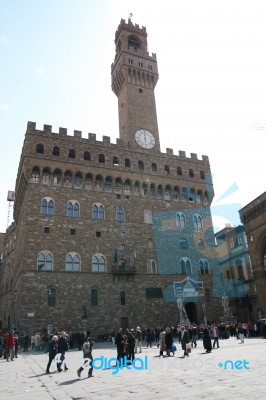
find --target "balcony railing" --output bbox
[112,264,136,274]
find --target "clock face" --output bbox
[135,129,155,149]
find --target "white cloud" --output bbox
[36,68,45,76]
[0,34,9,45]
[0,103,9,111]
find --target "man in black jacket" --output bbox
[46,335,58,373]
[57,331,69,372]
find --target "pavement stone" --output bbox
[0,337,266,400]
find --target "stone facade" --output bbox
[239,191,266,319]
[0,18,223,335]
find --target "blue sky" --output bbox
[1,0,266,232]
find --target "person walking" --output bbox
[212,324,220,348]
[159,328,166,357]
[57,331,69,372]
[127,329,135,362]
[46,335,58,373]
[165,327,173,356]
[135,327,142,353]
[5,331,15,361]
[180,326,190,357]
[202,326,212,353]
[77,336,94,378]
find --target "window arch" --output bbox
[36,143,44,154]
[116,207,125,222]
[92,254,105,272]
[64,171,73,186]
[68,149,75,158]
[42,168,51,184]
[84,151,91,161]
[48,287,56,306]
[189,169,194,177]
[105,176,113,192]
[125,158,131,168]
[181,187,188,202]
[92,203,105,220]
[91,288,98,306]
[149,183,156,197]
[144,210,153,224]
[180,238,188,249]
[65,253,80,271]
[199,259,210,275]
[142,182,148,196]
[113,156,119,166]
[74,172,83,188]
[138,160,144,171]
[196,190,203,204]
[128,35,140,50]
[180,257,192,274]
[151,163,157,172]
[200,171,205,179]
[147,259,157,273]
[41,197,54,215]
[176,212,186,228]
[52,146,60,156]
[120,291,126,305]
[177,166,182,176]
[173,186,179,201]
[99,154,105,163]
[31,167,40,183]
[67,201,80,217]
[38,251,53,271]
[164,185,171,200]
[156,184,163,199]
[164,165,170,174]
[53,169,62,185]
[84,173,93,190]
[193,214,203,229]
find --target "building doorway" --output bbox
[185,302,198,323]
[121,317,128,330]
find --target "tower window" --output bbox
[189,169,194,177]
[84,151,91,161]
[138,62,143,67]
[128,58,133,64]
[68,149,75,159]
[44,227,50,234]
[96,231,101,237]
[148,65,153,70]
[70,229,76,235]
[52,146,60,156]
[128,37,140,50]
[36,143,44,154]
[139,88,143,93]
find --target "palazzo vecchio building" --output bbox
[0,19,224,335]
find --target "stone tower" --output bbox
[111,18,160,152]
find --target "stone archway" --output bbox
[185,302,198,324]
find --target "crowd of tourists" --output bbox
[0,320,265,377]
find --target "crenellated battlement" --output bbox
[115,18,147,43]
[26,121,209,163]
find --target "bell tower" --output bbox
[111,18,160,152]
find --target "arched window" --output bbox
[92,204,105,220]
[42,168,51,184]
[64,171,72,186]
[144,210,153,224]
[52,146,60,156]
[176,212,186,228]
[193,214,203,229]
[181,187,188,202]
[196,190,203,204]
[92,254,105,272]
[189,169,194,177]
[116,207,125,222]
[65,253,80,271]
[142,182,148,196]
[120,291,126,305]
[173,186,179,201]
[38,251,53,271]
[105,176,113,192]
[36,143,44,154]
[149,183,156,197]
[180,257,192,274]
[113,156,119,166]
[41,198,54,215]
[53,169,62,185]
[91,289,98,306]
[74,172,83,188]
[177,166,182,176]
[125,158,131,168]
[67,201,80,217]
[99,154,105,163]
[164,165,170,174]
[156,185,163,199]
[68,149,75,158]
[128,36,140,50]
[180,238,188,249]
[151,163,157,172]
[148,237,153,249]
[84,173,93,190]
[48,287,56,306]
[200,171,205,179]
[138,160,144,171]
[199,259,210,275]
[147,259,157,273]
[84,151,91,161]
[31,167,40,183]
[164,185,171,200]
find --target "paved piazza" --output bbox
[1,337,266,400]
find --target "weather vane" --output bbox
[128,11,133,20]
